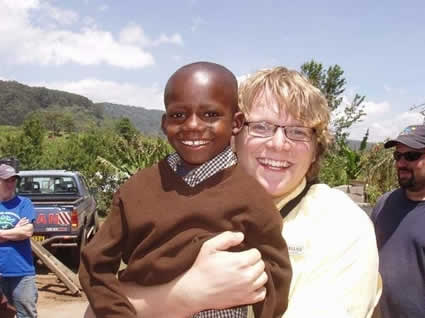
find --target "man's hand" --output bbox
[177,231,268,312]
[0,219,34,242]
[15,217,30,227]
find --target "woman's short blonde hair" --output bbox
[238,66,332,182]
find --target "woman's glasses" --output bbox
[393,151,425,162]
[244,121,315,141]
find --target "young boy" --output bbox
[79,62,291,318]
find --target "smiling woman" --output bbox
[233,67,382,317]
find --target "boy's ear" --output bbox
[161,114,167,135]
[232,111,245,135]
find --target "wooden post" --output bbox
[31,240,81,296]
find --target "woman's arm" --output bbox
[84,231,268,318]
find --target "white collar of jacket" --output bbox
[274,178,307,212]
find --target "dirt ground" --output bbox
[36,267,88,317]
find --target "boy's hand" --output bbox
[179,231,268,312]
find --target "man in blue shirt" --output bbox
[372,125,425,318]
[0,164,38,318]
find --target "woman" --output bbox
[85,67,381,317]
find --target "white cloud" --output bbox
[348,100,423,142]
[119,24,183,47]
[362,101,390,115]
[17,29,155,68]
[0,0,182,69]
[152,33,183,46]
[41,2,79,25]
[34,79,165,110]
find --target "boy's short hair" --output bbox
[239,66,332,182]
[164,61,239,112]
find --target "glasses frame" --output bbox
[393,151,425,162]
[243,121,315,142]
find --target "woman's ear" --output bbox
[232,112,245,135]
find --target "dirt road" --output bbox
[36,271,88,317]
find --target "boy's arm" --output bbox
[79,190,136,318]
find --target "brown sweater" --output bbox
[79,160,292,318]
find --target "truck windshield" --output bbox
[17,176,78,194]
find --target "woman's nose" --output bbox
[267,127,291,151]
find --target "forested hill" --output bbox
[0,80,96,125]
[97,102,164,136]
[0,80,164,136]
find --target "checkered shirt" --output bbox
[193,306,247,318]
[166,146,237,187]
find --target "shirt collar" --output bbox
[274,178,307,211]
[166,146,237,187]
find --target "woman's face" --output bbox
[234,91,317,199]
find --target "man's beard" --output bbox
[398,168,415,189]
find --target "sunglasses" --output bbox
[3,176,17,183]
[393,151,425,162]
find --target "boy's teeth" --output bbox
[182,140,209,146]
[259,158,290,168]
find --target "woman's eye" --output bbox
[252,123,270,132]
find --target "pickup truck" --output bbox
[16,170,98,266]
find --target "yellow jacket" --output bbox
[249,179,381,317]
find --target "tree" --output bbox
[0,118,46,169]
[301,60,366,143]
[302,60,369,185]
[115,118,138,143]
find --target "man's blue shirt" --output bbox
[0,196,36,276]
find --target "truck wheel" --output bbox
[79,225,88,254]
[79,214,98,253]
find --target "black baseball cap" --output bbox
[384,125,425,149]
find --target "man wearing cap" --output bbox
[371,124,425,318]
[0,164,38,318]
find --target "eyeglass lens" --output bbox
[393,151,425,162]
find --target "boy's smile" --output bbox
[162,64,243,171]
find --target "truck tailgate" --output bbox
[33,206,72,240]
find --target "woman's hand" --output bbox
[115,231,268,318]
[176,231,268,312]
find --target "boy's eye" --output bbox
[204,112,220,118]
[169,112,185,119]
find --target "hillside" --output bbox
[98,102,164,136]
[0,80,97,125]
[0,80,164,136]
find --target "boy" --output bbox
[79,62,291,318]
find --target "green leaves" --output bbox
[300,60,365,143]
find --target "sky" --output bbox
[1,0,424,142]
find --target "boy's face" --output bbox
[162,69,244,170]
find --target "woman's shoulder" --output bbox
[294,183,377,253]
[303,183,373,227]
